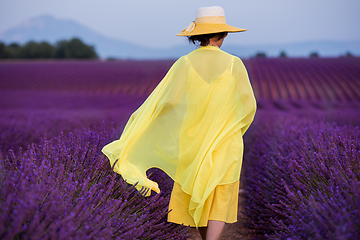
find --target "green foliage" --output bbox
[0,38,98,59]
[344,51,354,57]
[2,43,21,58]
[254,52,267,58]
[0,42,5,58]
[55,38,98,59]
[279,50,287,58]
[310,51,319,58]
[106,57,117,61]
[19,41,56,59]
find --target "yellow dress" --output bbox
[168,180,239,227]
[102,45,257,227]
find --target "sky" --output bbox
[0,0,359,48]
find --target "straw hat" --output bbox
[176,6,246,36]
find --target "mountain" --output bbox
[1,15,359,59]
[0,15,183,59]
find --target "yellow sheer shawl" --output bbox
[102,45,257,227]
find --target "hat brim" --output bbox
[176,23,246,36]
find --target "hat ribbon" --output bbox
[182,16,227,34]
[195,16,226,24]
[183,21,196,34]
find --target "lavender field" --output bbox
[0,57,360,239]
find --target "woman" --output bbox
[102,6,256,240]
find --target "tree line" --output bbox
[0,38,98,59]
[253,50,356,58]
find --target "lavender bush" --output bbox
[0,125,187,239]
[0,108,134,154]
[1,59,359,239]
[0,89,146,154]
[242,111,360,239]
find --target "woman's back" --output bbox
[102,6,257,236]
[187,46,235,84]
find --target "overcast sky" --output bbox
[0,0,359,48]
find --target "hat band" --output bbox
[182,16,227,35]
[195,16,226,24]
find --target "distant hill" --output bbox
[1,15,359,59]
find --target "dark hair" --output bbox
[188,32,228,47]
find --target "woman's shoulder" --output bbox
[220,50,243,63]
[217,50,245,69]
[214,48,245,65]
[174,55,190,67]
[167,55,190,73]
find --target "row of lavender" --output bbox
[0,123,187,239]
[246,57,360,104]
[1,58,359,239]
[2,90,359,155]
[1,58,359,106]
[0,60,174,95]
[241,111,360,239]
[2,108,359,239]
[0,91,147,154]
[0,60,186,239]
